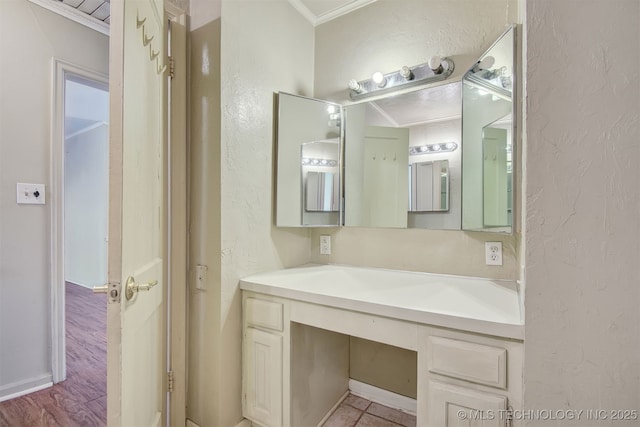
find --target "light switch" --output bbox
[17,183,46,205]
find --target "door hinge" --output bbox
[167,370,175,393]
[168,56,175,79]
[505,406,514,427]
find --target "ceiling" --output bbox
[58,0,110,24]
[33,0,374,34]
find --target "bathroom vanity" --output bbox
[240,264,524,427]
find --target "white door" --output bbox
[362,126,409,227]
[106,0,167,425]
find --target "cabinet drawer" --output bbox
[246,297,283,332]
[427,336,507,389]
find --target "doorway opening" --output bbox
[51,61,110,423]
[62,72,109,420]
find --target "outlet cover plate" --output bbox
[485,242,503,266]
[320,235,331,255]
[17,183,45,205]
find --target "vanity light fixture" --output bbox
[348,55,455,100]
[301,158,338,167]
[409,142,458,155]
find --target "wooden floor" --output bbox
[0,282,107,427]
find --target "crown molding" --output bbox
[27,0,109,36]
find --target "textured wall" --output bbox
[524,0,640,424]
[312,0,521,280]
[188,1,314,425]
[0,0,109,398]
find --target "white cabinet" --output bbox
[419,326,523,427]
[243,296,286,427]
[241,288,524,427]
[244,327,283,427]
[428,381,507,427]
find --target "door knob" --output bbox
[125,276,158,301]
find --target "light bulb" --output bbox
[348,79,361,92]
[429,55,444,74]
[432,144,441,151]
[372,72,387,88]
[445,142,456,150]
[400,66,413,80]
[420,145,428,152]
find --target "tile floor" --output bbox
[321,394,416,427]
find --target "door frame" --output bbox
[51,59,109,383]
[165,3,188,426]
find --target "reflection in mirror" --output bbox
[345,83,462,229]
[409,160,449,212]
[275,93,342,227]
[462,25,515,233]
[302,140,340,216]
[482,117,512,227]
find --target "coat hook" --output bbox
[150,46,159,60]
[143,28,154,46]
[136,11,146,28]
[157,58,167,75]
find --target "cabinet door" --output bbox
[244,327,283,427]
[428,381,507,427]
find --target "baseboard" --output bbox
[187,418,251,427]
[66,280,92,289]
[0,374,53,403]
[316,390,350,427]
[348,379,417,415]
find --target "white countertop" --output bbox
[240,264,524,340]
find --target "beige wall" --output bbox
[188,1,314,425]
[0,0,108,398]
[523,0,640,421]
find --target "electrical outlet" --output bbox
[485,242,503,266]
[320,235,331,255]
[194,264,208,291]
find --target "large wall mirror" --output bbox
[275,26,517,231]
[344,83,461,229]
[462,25,516,233]
[275,93,342,227]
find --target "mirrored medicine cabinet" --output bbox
[275,93,342,227]
[462,24,516,233]
[275,25,516,233]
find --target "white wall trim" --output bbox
[64,120,109,141]
[51,58,109,384]
[0,375,52,403]
[287,0,378,26]
[348,379,417,415]
[26,0,109,36]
